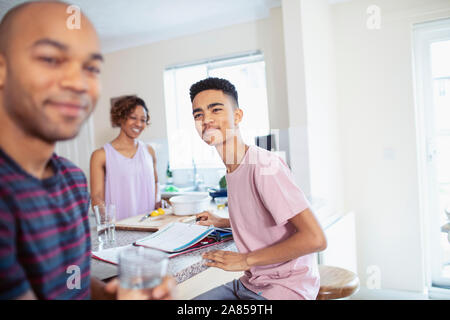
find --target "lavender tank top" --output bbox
[103,140,155,221]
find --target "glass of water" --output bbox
[93,204,116,247]
[118,246,168,300]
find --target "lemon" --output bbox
[150,210,159,217]
[157,208,165,215]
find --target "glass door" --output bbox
[429,39,450,287]
[413,19,450,295]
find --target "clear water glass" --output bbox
[118,246,168,299]
[93,204,116,246]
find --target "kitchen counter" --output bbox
[90,227,237,283]
[90,197,342,284]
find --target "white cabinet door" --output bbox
[318,211,357,274]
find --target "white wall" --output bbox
[93,7,288,146]
[301,0,343,218]
[333,0,450,292]
[281,0,312,198]
[281,0,343,217]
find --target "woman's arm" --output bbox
[89,149,106,211]
[202,208,327,271]
[147,145,160,208]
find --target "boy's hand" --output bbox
[202,250,250,271]
[196,211,230,228]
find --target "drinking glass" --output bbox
[93,204,116,247]
[117,246,169,299]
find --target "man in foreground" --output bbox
[0,1,174,300]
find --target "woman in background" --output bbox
[90,95,160,220]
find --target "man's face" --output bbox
[0,4,103,143]
[192,89,242,147]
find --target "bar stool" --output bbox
[316,265,360,300]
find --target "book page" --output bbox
[92,244,134,265]
[135,222,214,252]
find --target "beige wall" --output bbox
[301,0,343,218]
[92,7,288,149]
[280,0,343,220]
[333,0,450,292]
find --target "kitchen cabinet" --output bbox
[317,211,357,274]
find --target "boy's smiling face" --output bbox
[192,89,242,147]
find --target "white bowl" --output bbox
[169,195,212,216]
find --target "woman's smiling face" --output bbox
[121,105,148,139]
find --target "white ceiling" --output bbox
[0,0,351,53]
[0,0,282,52]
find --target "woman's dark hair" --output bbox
[110,95,150,127]
[189,77,239,107]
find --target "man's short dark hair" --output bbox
[189,77,239,107]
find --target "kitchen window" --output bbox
[163,51,270,170]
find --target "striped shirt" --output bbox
[0,148,91,300]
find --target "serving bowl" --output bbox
[169,194,212,216]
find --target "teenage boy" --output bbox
[191,77,327,300]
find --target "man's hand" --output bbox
[196,211,230,228]
[103,276,176,300]
[202,250,250,272]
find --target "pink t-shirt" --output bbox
[226,145,320,300]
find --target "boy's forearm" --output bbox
[245,231,324,268]
[220,217,231,228]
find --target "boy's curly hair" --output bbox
[189,77,239,107]
[110,95,150,128]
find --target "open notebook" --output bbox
[92,223,233,264]
[135,222,217,253]
[92,244,133,265]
